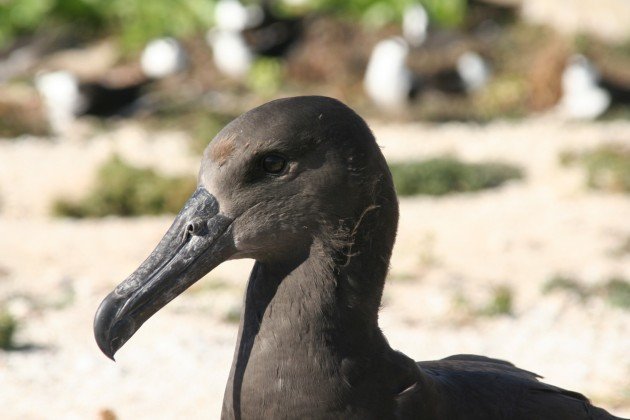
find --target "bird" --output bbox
[94,96,623,419]
[557,54,611,120]
[455,51,491,93]
[35,37,186,134]
[207,0,301,79]
[557,54,630,120]
[364,37,490,111]
[206,29,254,79]
[241,0,302,58]
[139,37,187,80]
[402,3,429,47]
[422,51,491,95]
[364,37,417,111]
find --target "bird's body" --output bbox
[95,96,623,419]
[241,4,301,57]
[364,37,490,111]
[403,4,429,47]
[364,37,415,111]
[207,0,301,79]
[35,37,185,133]
[558,55,611,120]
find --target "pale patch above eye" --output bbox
[210,134,237,166]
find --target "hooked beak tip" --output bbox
[94,292,131,361]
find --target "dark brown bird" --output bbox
[94,96,624,419]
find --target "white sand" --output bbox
[0,118,628,419]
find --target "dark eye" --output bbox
[261,154,287,174]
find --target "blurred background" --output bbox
[0,0,629,418]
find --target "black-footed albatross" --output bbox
[94,96,623,419]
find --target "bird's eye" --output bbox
[261,154,287,174]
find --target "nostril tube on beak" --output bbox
[184,219,207,241]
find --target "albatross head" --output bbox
[94,96,398,359]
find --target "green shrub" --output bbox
[0,310,17,350]
[475,75,528,120]
[581,145,630,193]
[247,57,283,97]
[420,0,466,28]
[0,0,469,50]
[601,277,630,310]
[106,0,215,51]
[311,0,466,28]
[223,305,241,324]
[53,155,196,217]
[542,274,630,311]
[0,0,102,47]
[478,285,513,317]
[0,0,214,51]
[542,275,587,299]
[389,157,523,196]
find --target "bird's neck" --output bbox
[222,237,406,419]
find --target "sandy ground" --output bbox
[0,118,629,419]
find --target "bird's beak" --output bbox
[94,188,235,360]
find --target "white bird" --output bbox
[140,37,187,79]
[206,29,253,79]
[35,37,187,134]
[214,0,263,31]
[558,55,611,120]
[364,37,414,111]
[403,3,429,47]
[456,51,491,93]
[34,70,84,135]
[207,0,263,79]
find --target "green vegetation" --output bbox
[53,155,196,217]
[0,0,467,51]
[451,284,515,321]
[223,305,242,324]
[389,157,523,196]
[475,75,529,120]
[542,275,587,300]
[581,145,630,193]
[561,145,630,193]
[543,274,630,310]
[247,58,283,96]
[0,0,214,50]
[418,0,466,28]
[312,0,466,28]
[0,0,102,47]
[478,285,513,317]
[0,309,17,350]
[601,278,630,310]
